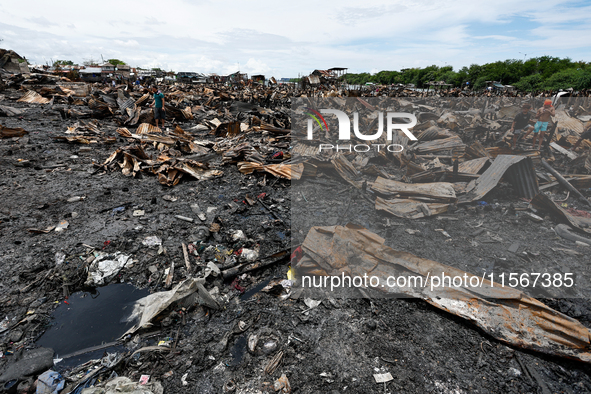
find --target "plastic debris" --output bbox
[304,298,321,309]
[142,236,162,247]
[239,246,259,262]
[123,278,219,336]
[85,252,132,286]
[55,220,69,232]
[36,370,65,394]
[231,230,247,242]
[111,207,125,215]
[374,373,393,383]
[55,252,66,266]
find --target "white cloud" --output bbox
[0,0,589,78]
[114,40,140,47]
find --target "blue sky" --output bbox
[1,0,590,78]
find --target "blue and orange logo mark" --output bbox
[304,107,329,132]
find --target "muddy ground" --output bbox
[1,92,591,394]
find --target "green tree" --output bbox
[107,59,126,65]
[541,68,591,90]
[514,74,543,91]
[54,60,75,66]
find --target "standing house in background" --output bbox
[115,64,131,79]
[79,67,102,82]
[100,62,115,78]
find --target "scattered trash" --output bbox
[54,251,66,265]
[231,230,247,242]
[374,372,394,383]
[85,252,133,286]
[174,215,194,223]
[239,246,260,262]
[67,196,85,202]
[123,278,219,336]
[54,220,69,232]
[142,236,162,247]
[111,206,125,215]
[35,370,65,394]
[273,373,291,393]
[303,298,321,309]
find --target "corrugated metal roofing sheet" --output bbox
[458,155,539,203]
[17,90,51,104]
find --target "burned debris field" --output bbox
[2,67,591,394]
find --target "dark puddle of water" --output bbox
[36,283,149,363]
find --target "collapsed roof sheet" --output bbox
[459,155,539,203]
[295,224,591,363]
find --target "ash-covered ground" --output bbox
[1,85,591,394]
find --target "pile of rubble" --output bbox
[0,63,590,394]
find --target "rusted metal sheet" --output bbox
[555,109,584,135]
[459,155,538,203]
[17,90,50,104]
[291,142,322,159]
[174,161,223,181]
[372,177,457,202]
[136,123,162,134]
[295,225,591,363]
[237,162,302,180]
[135,93,150,106]
[414,135,465,155]
[531,193,591,234]
[485,146,540,161]
[375,197,449,219]
[59,83,89,97]
[0,124,27,138]
[465,141,491,159]
[332,153,362,188]
[455,157,490,174]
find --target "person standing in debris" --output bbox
[526,99,555,150]
[510,103,534,148]
[150,86,166,128]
